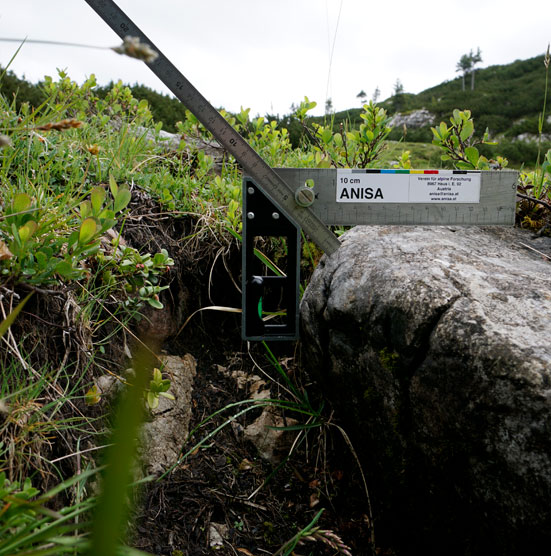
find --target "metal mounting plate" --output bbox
[242,178,300,341]
[273,168,518,226]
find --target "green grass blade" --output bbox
[86,344,157,556]
[0,292,33,339]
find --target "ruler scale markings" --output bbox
[83,0,340,255]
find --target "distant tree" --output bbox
[129,84,189,132]
[0,68,45,109]
[469,47,483,90]
[356,90,367,105]
[372,86,380,103]
[456,48,483,91]
[456,53,472,91]
[393,79,404,96]
[392,79,405,112]
[325,97,333,115]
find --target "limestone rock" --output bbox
[139,354,197,475]
[208,523,228,549]
[300,225,551,554]
[514,131,551,142]
[244,408,298,464]
[389,108,435,129]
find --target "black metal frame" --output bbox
[242,178,300,341]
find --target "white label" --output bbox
[409,173,480,203]
[336,170,481,203]
[336,172,409,203]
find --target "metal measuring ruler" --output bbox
[84,1,519,342]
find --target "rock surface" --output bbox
[300,225,551,555]
[140,354,197,475]
[389,108,435,128]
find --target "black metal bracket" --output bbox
[242,178,300,341]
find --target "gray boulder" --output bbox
[300,225,551,555]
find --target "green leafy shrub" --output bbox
[289,98,393,168]
[431,108,506,169]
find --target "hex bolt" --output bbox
[247,212,255,219]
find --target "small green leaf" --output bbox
[113,188,132,213]
[147,298,164,309]
[320,128,332,144]
[91,187,106,215]
[152,368,162,384]
[80,200,92,219]
[147,391,159,409]
[476,155,490,170]
[55,260,83,279]
[85,385,102,405]
[18,221,37,242]
[79,244,100,257]
[109,173,119,197]
[99,219,117,234]
[67,230,79,249]
[35,251,49,268]
[465,146,479,167]
[99,208,116,220]
[153,252,166,265]
[157,380,171,393]
[460,120,474,142]
[79,218,97,245]
[13,193,32,213]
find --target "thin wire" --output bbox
[325,0,332,103]
[0,37,109,50]
[325,0,331,65]
[325,0,344,108]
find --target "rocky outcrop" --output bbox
[389,108,435,129]
[300,225,551,555]
[514,132,551,142]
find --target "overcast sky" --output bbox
[1,1,549,117]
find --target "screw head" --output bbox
[295,186,315,207]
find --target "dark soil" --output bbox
[129,302,375,556]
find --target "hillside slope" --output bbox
[331,54,549,142]
[403,54,548,136]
